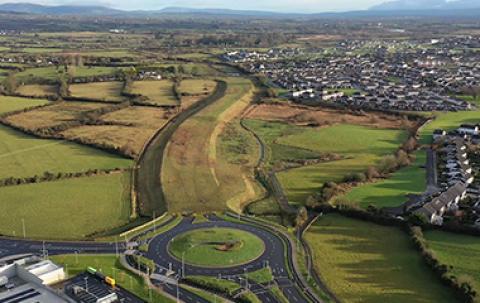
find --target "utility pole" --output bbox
[296,228,301,252]
[153,211,156,233]
[181,252,185,278]
[176,278,180,303]
[244,268,249,290]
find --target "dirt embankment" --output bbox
[246,103,416,130]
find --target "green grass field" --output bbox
[169,228,265,267]
[341,151,426,208]
[0,173,131,239]
[0,124,132,179]
[15,84,58,97]
[244,120,323,167]
[178,79,217,95]
[21,47,63,53]
[275,124,407,205]
[305,214,458,303]
[419,110,480,144]
[0,96,49,114]
[148,63,217,76]
[131,80,178,106]
[163,77,263,213]
[16,66,65,82]
[50,254,174,302]
[425,230,480,294]
[69,81,127,102]
[17,66,120,82]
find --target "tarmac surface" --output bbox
[0,215,318,303]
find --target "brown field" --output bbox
[178,79,217,109]
[69,81,127,102]
[5,101,108,130]
[16,84,58,97]
[297,34,343,41]
[62,106,170,156]
[246,103,414,129]
[102,106,171,127]
[163,77,264,213]
[131,80,178,106]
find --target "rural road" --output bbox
[135,80,227,216]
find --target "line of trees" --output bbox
[409,226,477,303]
[0,168,126,187]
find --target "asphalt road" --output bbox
[146,215,312,303]
[426,148,440,194]
[0,238,124,260]
[135,81,227,216]
[0,215,318,303]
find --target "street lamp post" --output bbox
[176,278,180,303]
[181,252,185,278]
[21,218,26,238]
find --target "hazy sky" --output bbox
[0,0,388,12]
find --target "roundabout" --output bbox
[142,214,318,303]
[168,227,265,268]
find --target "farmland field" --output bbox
[70,66,122,77]
[5,101,109,130]
[69,81,127,102]
[243,119,323,168]
[16,66,65,82]
[305,214,458,303]
[131,80,178,106]
[162,77,263,213]
[0,96,49,114]
[17,66,120,82]
[148,62,217,76]
[277,124,407,205]
[425,230,480,294]
[341,151,426,208]
[62,106,170,156]
[0,124,132,179]
[21,47,63,53]
[178,79,217,109]
[15,84,58,97]
[0,173,131,239]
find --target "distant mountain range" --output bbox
[0,2,479,17]
[0,3,123,15]
[370,0,480,11]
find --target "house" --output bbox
[458,124,479,136]
[414,182,467,225]
[433,129,446,141]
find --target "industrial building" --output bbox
[0,255,70,303]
